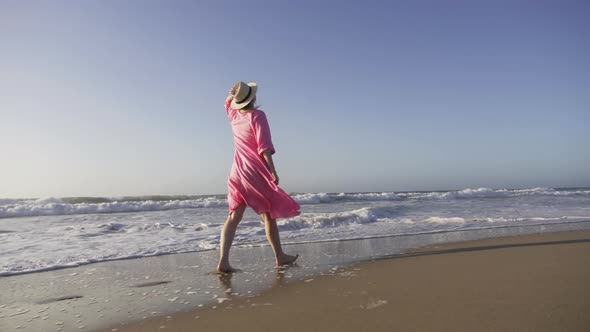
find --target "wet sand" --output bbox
[2,224,589,332]
[110,230,590,332]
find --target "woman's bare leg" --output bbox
[261,212,299,266]
[217,203,246,273]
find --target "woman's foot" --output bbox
[276,254,299,266]
[217,262,237,274]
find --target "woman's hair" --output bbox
[242,97,260,111]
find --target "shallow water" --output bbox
[1,221,589,332]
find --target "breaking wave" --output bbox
[1,187,588,218]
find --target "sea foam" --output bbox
[1,188,589,276]
[1,187,589,219]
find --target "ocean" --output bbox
[1,187,589,276]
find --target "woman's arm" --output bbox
[224,84,238,112]
[262,151,279,185]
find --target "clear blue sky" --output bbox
[1,0,589,198]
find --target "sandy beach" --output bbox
[1,224,589,332]
[109,230,590,332]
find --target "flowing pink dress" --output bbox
[225,99,301,219]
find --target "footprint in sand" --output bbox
[37,295,84,304]
[132,281,172,288]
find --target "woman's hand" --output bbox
[229,84,238,97]
[226,84,237,101]
[262,151,279,185]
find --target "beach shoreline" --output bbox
[108,229,590,332]
[1,223,589,332]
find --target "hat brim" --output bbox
[231,82,258,109]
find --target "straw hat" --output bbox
[231,81,258,109]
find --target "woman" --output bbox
[218,81,300,273]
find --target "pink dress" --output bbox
[225,99,301,219]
